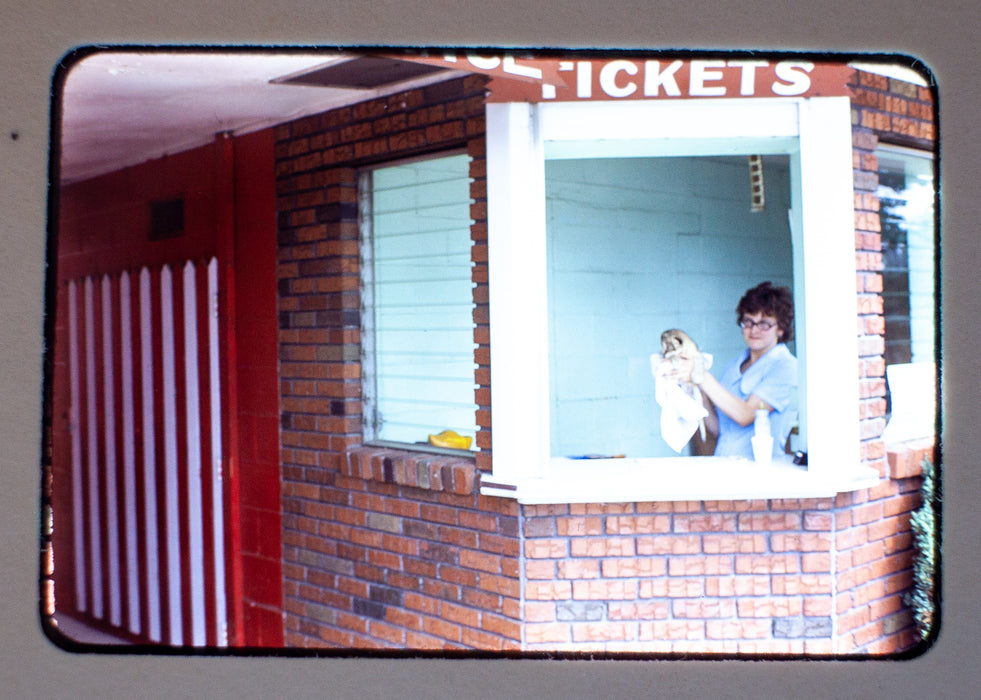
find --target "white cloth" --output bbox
[651,352,713,453]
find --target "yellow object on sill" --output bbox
[428,430,473,450]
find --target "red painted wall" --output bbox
[57,145,221,279]
[51,132,283,646]
[52,141,224,631]
[231,129,285,647]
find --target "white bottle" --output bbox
[752,405,773,464]
[754,407,771,439]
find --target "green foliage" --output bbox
[904,457,939,640]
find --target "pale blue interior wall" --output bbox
[546,156,793,458]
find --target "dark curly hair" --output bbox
[736,281,795,342]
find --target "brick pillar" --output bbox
[827,69,937,655]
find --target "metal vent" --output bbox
[149,197,185,241]
[273,55,447,90]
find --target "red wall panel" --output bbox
[58,144,221,280]
[232,129,284,647]
[52,131,284,648]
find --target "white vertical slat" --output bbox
[70,258,229,646]
[159,265,183,645]
[139,267,162,642]
[182,261,207,646]
[118,271,141,635]
[67,280,87,612]
[101,275,122,627]
[486,103,551,484]
[207,257,228,645]
[83,277,103,619]
[797,97,861,476]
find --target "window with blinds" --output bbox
[359,151,478,451]
[876,145,936,367]
[876,145,937,443]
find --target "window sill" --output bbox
[479,455,880,504]
[363,439,476,460]
[343,445,477,495]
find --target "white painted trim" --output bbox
[485,96,864,500]
[486,103,551,484]
[83,277,103,619]
[538,98,801,143]
[100,275,122,627]
[118,271,141,635]
[545,136,799,160]
[159,265,183,645]
[67,280,87,612]
[541,99,799,160]
[480,456,879,504]
[358,169,379,440]
[181,261,206,647]
[139,267,162,642]
[207,258,228,646]
[797,97,860,478]
[789,172,808,451]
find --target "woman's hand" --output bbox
[662,354,697,384]
[660,354,720,436]
[697,370,773,427]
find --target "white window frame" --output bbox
[481,97,879,503]
[876,143,938,444]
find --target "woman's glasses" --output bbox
[739,318,776,331]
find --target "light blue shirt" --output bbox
[714,343,798,458]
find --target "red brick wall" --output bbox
[275,76,522,650]
[522,499,838,654]
[274,69,936,655]
[828,68,937,655]
[518,72,935,657]
[830,481,922,654]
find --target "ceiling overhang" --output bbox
[56,50,929,186]
[272,55,451,89]
[56,50,467,184]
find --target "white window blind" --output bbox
[360,152,478,449]
[876,145,936,366]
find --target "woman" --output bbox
[676,281,798,458]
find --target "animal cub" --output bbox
[660,328,708,439]
[660,329,705,383]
